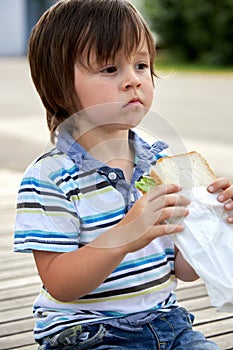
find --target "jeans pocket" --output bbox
[48,324,107,349]
[179,307,195,327]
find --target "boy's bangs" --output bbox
[76,3,154,68]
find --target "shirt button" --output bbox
[108,172,117,180]
[130,193,135,202]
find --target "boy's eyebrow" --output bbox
[87,48,151,68]
[134,50,150,57]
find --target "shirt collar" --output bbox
[56,127,168,175]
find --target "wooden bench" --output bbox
[1,172,233,350]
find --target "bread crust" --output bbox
[150,151,216,188]
[149,168,163,185]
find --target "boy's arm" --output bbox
[174,247,199,282]
[33,245,125,302]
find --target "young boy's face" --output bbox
[73,41,154,130]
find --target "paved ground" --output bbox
[0,57,233,232]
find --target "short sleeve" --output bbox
[14,163,80,253]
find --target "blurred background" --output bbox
[1,0,232,65]
[0,0,233,234]
[0,0,55,57]
[141,0,233,67]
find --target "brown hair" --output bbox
[28,0,156,142]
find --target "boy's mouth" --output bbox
[124,98,143,107]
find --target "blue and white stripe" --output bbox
[14,129,178,342]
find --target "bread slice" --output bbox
[150,151,216,189]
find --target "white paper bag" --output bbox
[170,186,233,312]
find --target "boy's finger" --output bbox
[207,177,231,193]
[147,183,181,202]
[154,206,189,225]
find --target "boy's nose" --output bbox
[122,72,141,91]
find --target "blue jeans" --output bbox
[38,307,220,349]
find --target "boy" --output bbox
[14,0,233,348]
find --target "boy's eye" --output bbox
[100,66,118,74]
[136,62,149,70]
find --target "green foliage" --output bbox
[144,0,233,65]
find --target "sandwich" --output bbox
[135,174,161,194]
[135,151,216,191]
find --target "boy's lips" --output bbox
[123,98,143,107]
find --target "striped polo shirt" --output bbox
[14,128,178,342]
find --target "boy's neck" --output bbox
[72,127,135,182]
[73,127,130,158]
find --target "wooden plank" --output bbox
[0,254,35,265]
[0,294,36,312]
[5,345,38,350]
[0,306,33,323]
[176,285,208,302]
[179,295,212,311]
[194,317,233,338]
[208,333,233,350]
[0,266,38,282]
[194,307,233,324]
[0,317,35,337]
[0,284,40,301]
[0,276,40,292]
[0,267,38,283]
[0,257,35,270]
[0,331,37,350]
[0,249,33,258]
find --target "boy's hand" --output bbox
[114,184,190,253]
[208,177,233,223]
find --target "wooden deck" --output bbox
[1,171,233,350]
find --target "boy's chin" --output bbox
[72,102,147,130]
